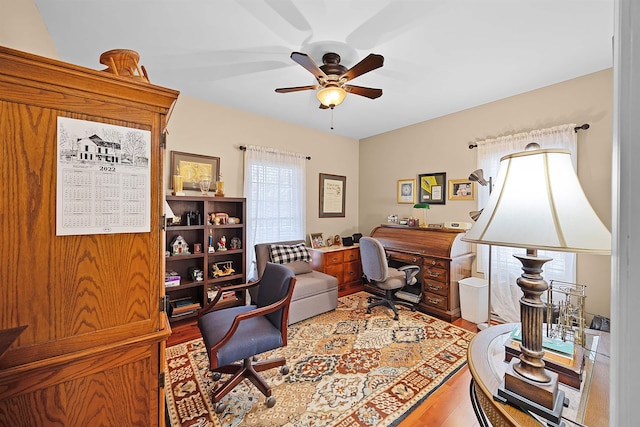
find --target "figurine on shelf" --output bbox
[230,237,241,250]
[217,235,227,251]
[210,262,234,278]
[189,267,204,282]
[221,261,235,276]
[210,263,221,278]
[208,229,215,253]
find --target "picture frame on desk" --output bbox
[170,151,220,191]
[397,178,416,204]
[310,232,325,248]
[418,172,446,205]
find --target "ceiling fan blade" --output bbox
[345,85,383,99]
[319,103,329,109]
[290,52,328,81]
[275,84,318,93]
[341,54,384,81]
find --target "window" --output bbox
[243,145,306,280]
[475,124,577,322]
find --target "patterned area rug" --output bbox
[165,291,474,427]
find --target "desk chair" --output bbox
[359,237,420,320]
[197,262,296,412]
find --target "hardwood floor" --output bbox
[167,316,481,427]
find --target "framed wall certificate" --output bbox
[418,172,446,205]
[319,173,346,218]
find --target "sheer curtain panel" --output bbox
[243,145,306,280]
[475,124,577,322]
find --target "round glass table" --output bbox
[467,323,609,426]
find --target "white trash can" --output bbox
[458,277,488,324]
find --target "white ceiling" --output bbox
[35,0,613,140]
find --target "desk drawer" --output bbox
[387,251,421,265]
[343,260,361,284]
[423,279,449,297]
[422,291,448,311]
[423,257,448,269]
[343,248,360,262]
[325,264,344,284]
[423,265,448,284]
[325,251,344,265]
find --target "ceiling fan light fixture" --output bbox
[317,86,346,107]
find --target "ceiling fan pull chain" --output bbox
[330,107,334,130]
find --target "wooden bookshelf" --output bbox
[165,196,246,322]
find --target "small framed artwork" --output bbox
[309,233,325,248]
[418,172,446,205]
[397,179,416,204]
[448,179,475,201]
[170,151,220,191]
[319,173,346,218]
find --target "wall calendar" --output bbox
[56,117,151,236]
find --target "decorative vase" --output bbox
[172,175,184,196]
[199,176,211,195]
[215,181,225,197]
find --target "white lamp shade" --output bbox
[463,148,611,254]
[317,86,346,107]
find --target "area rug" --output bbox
[165,291,474,427]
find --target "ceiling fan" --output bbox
[275,51,384,109]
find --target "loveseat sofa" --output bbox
[253,240,338,324]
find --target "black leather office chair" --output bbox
[197,262,296,412]
[359,237,420,320]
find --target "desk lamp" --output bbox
[462,143,611,424]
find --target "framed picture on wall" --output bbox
[397,179,416,204]
[319,173,346,218]
[448,179,475,200]
[170,151,220,191]
[418,172,446,205]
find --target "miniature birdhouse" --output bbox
[171,235,190,256]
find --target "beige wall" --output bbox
[1,0,58,59]
[359,69,613,318]
[1,0,361,243]
[4,0,613,318]
[166,95,360,240]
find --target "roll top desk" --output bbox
[368,225,475,322]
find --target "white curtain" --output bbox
[476,124,577,322]
[243,145,306,280]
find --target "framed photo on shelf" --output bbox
[448,179,475,201]
[309,233,325,248]
[319,173,346,218]
[170,151,220,191]
[397,179,416,204]
[418,172,446,205]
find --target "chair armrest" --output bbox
[398,264,420,272]
[198,279,260,317]
[398,264,420,286]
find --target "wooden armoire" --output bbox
[0,47,179,426]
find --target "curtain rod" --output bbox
[239,145,311,160]
[467,123,590,149]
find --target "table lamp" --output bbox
[462,143,611,424]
